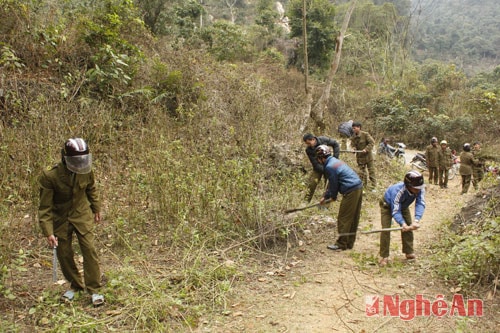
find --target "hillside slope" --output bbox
[411,0,500,75]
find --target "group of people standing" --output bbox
[302,121,425,266]
[425,137,485,194]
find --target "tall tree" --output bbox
[300,0,357,132]
[288,0,337,73]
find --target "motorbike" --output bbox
[410,152,427,171]
[378,140,406,166]
[410,153,460,180]
[449,154,460,180]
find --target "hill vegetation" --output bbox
[0,0,498,330]
[411,0,500,76]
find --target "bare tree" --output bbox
[225,0,237,23]
[299,0,313,133]
[300,0,357,132]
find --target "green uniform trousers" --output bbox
[438,168,449,188]
[472,168,484,190]
[335,188,363,250]
[57,223,102,294]
[357,161,376,189]
[379,199,414,258]
[461,174,472,194]
[428,166,439,185]
[304,170,324,203]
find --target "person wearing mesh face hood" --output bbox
[38,138,105,306]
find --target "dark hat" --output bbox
[303,133,315,142]
[352,121,362,128]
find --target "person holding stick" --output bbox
[316,145,363,251]
[38,138,105,306]
[378,170,426,267]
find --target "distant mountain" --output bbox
[410,0,500,75]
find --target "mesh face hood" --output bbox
[63,138,92,174]
[64,154,92,174]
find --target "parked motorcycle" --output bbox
[449,154,460,180]
[378,140,406,166]
[410,152,427,171]
[410,153,460,180]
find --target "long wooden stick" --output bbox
[338,227,404,237]
[284,199,332,214]
[340,150,364,153]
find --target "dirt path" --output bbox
[198,160,499,332]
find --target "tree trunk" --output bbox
[299,0,312,133]
[301,0,357,132]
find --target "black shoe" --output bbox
[327,244,344,251]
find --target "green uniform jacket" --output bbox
[472,148,486,171]
[350,130,375,164]
[459,152,477,176]
[425,144,440,168]
[38,163,101,240]
[438,147,453,169]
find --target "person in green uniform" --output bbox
[459,143,478,194]
[38,138,105,306]
[472,141,485,190]
[425,137,440,185]
[437,140,453,189]
[350,122,376,191]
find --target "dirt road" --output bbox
[198,156,499,332]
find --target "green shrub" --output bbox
[434,211,500,292]
[201,21,253,62]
